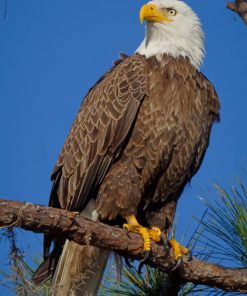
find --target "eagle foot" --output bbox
[123,215,162,273]
[168,239,191,271]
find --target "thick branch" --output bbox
[227,0,247,24]
[0,199,246,293]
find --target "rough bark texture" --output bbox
[0,199,246,293]
[227,0,247,24]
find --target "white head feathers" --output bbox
[136,0,204,69]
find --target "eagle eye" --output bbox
[167,9,176,16]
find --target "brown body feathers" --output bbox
[33,54,219,291]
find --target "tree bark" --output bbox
[227,0,247,24]
[0,199,246,293]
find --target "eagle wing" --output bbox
[190,73,220,176]
[50,54,147,211]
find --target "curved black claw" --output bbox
[138,251,150,274]
[124,257,134,269]
[186,250,193,261]
[171,256,183,272]
[160,234,169,251]
[123,228,132,239]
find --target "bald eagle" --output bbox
[33,0,220,295]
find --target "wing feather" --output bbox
[51,54,147,211]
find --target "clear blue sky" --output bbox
[0,0,247,295]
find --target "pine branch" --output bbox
[227,0,247,24]
[0,199,246,293]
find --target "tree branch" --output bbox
[227,0,247,24]
[0,199,246,293]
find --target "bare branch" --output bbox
[0,199,246,293]
[227,0,247,24]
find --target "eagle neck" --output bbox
[136,22,204,70]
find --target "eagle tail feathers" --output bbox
[52,240,109,296]
[51,199,109,296]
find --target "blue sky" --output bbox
[0,0,247,294]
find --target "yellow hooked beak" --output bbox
[140,4,172,24]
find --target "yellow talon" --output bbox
[123,223,131,231]
[180,245,190,255]
[123,215,161,252]
[149,227,161,242]
[139,227,151,251]
[169,238,190,260]
[169,239,182,260]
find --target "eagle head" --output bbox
[136,0,205,69]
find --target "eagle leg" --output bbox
[123,215,161,273]
[168,239,191,271]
